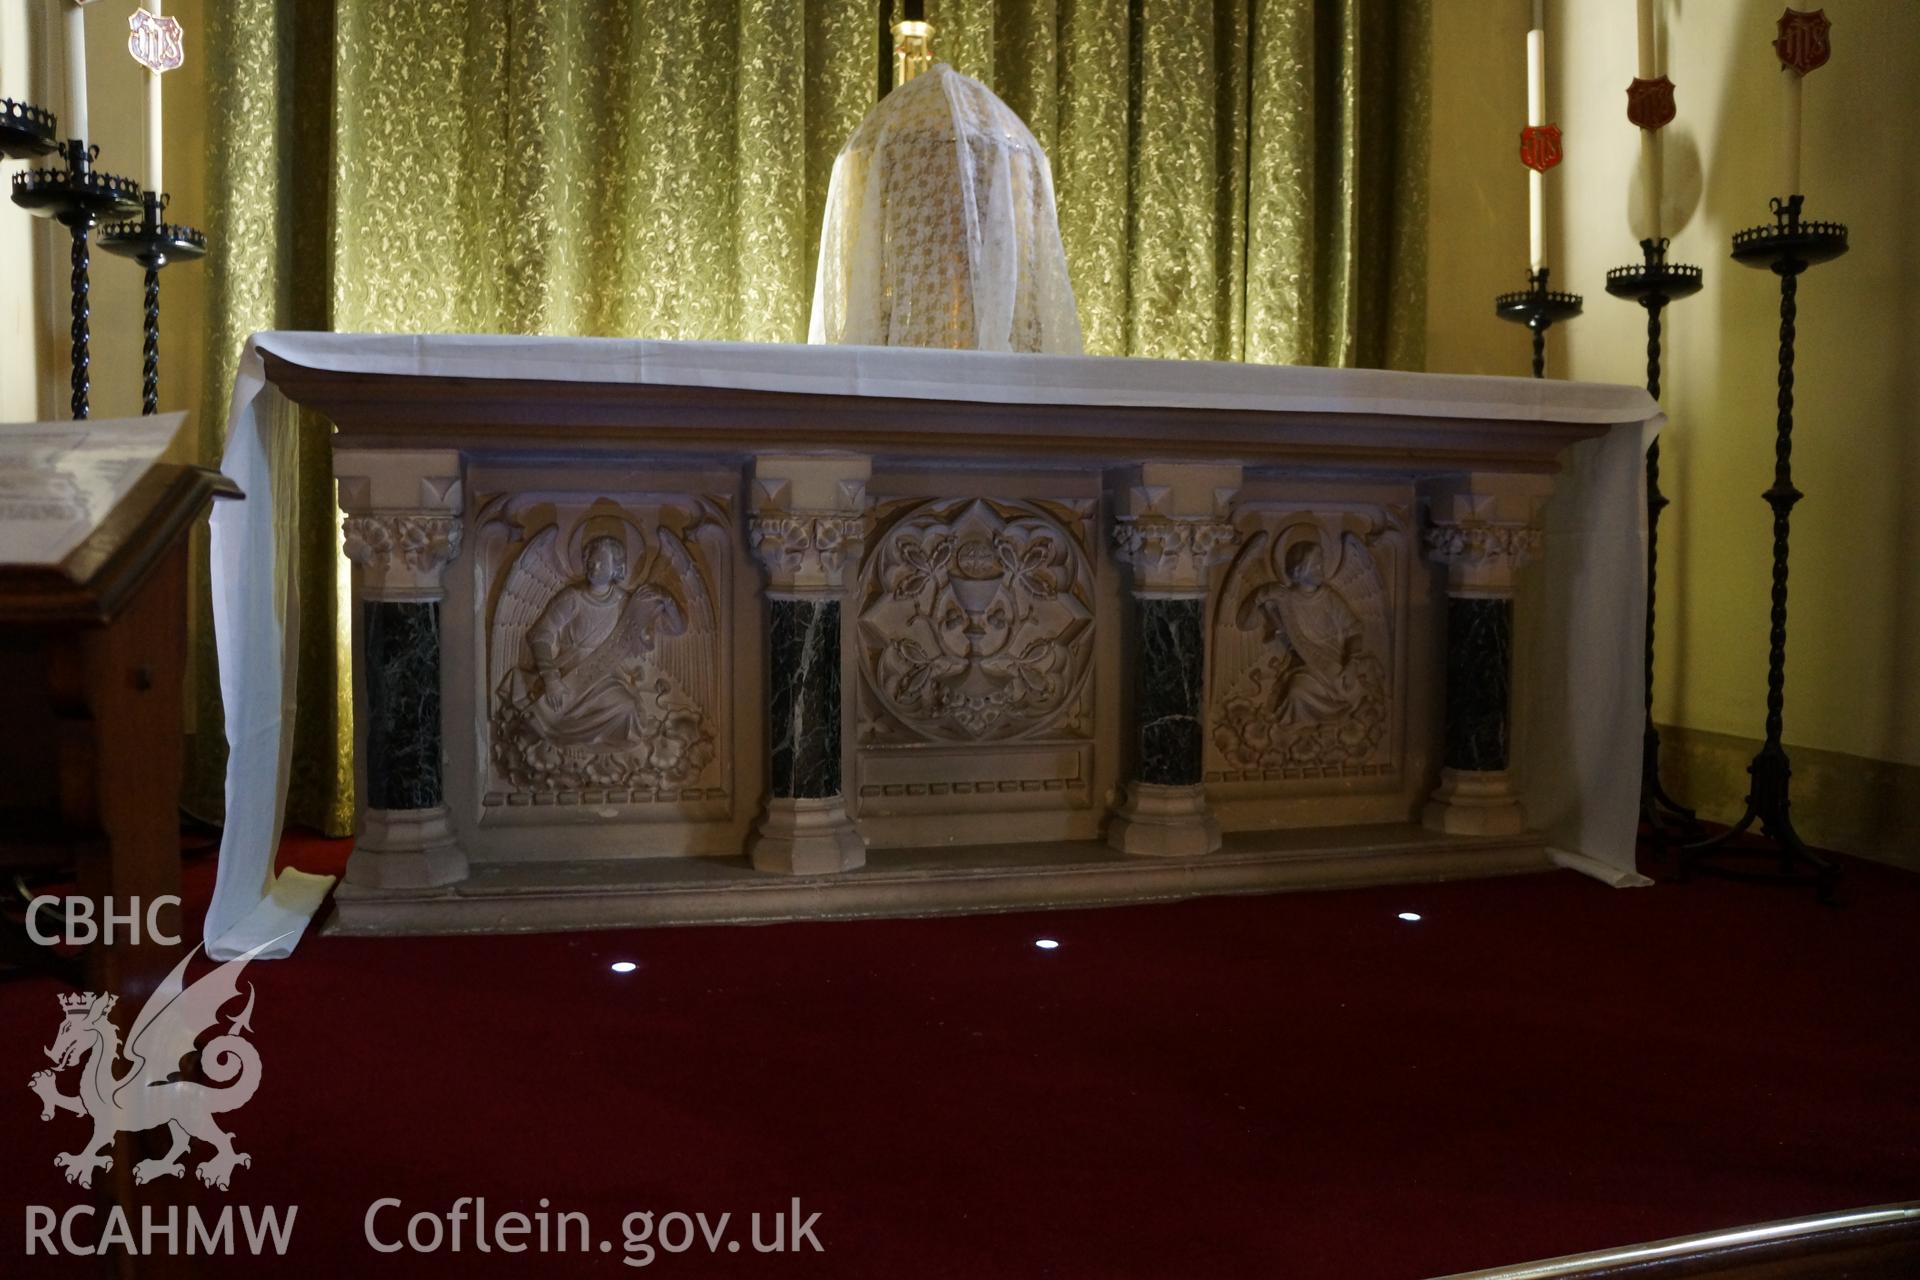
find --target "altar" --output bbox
[205,335,1656,951]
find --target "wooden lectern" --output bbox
[0,414,238,1004]
[0,415,236,1279]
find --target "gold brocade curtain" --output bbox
[184,0,348,833]
[187,0,1429,832]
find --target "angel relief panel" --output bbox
[1209,507,1409,784]
[476,494,730,813]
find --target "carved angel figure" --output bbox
[489,519,716,794]
[1214,524,1391,771]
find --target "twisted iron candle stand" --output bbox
[9,139,142,419]
[0,97,58,160]
[1495,267,1583,378]
[1680,196,1847,903]
[101,193,207,416]
[1605,239,1704,851]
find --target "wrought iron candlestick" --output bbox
[1605,239,1703,846]
[1495,268,1583,378]
[1,97,58,161]
[1680,196,1847,901]
[101,193,206,415]
[10,137,143,419]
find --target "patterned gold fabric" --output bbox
[186,0,351,837]
[190,0,1429,833]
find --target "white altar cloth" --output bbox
[207,332,1658,958]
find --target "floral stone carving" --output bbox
[342,514,463,578]
[858,498,1094,743]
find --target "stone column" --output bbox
[745,457,871,874]
[1108,463,1242,857]
[1420,475,1550,836]
[336,450,468,888]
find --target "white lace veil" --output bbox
[808,63,1083,355]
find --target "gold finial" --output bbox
[892,13,934,89]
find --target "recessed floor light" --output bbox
[1397,912,1422,922]
[610,960,638,973]
[1034,938,1061,951]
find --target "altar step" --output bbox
[326,823,1551,937]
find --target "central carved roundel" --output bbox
[858,499,1095,743]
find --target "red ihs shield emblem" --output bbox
[1626,76,1676,130]
[1518,124,1562,174]
[1774,8,1831,75]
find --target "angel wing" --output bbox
[116,937,277,1099]
[488,526,568,701]
[1329,531,1391,667]
[651,523,717,715]
[1211,529,1273,713]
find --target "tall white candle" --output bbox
[1636,0,1662,240]
[62,1,88,144]
[1642,131,1664,243]
[1526,11,1545,271]
[144,0,163,194]
[1781,68,1802,195]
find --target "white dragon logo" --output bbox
[28,940,271,1191]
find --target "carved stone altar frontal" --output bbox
[853,493,1101,840]
[472,489,733,824]
[1207,503,1411,795]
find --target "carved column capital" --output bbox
[1418,472,1552,839]
[1422,520,1542,592]
[748,512,868,592]
[343,513,463,580]
[749,455,872,595]
[745,455,870,874]
[1420,474,1552,598]
[1106,463,1240,858]
[1111,462,1244,597]
[336,449,465,601]
[1110,517,1240,594]
[334,448,467,889]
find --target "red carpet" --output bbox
[3,846,1916,1278]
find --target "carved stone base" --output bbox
[1422,768,1527,836]
[348,805,469,889]
[748,797,867,875]
[331,827,1553,936]
[1106,782,1222,857]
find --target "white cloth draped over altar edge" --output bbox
[204,332,1659,960]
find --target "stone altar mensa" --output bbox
[233,335,1653,935]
